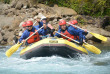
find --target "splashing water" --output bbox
[0,45,110,74]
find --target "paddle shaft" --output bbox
[55,31,80,44]
[24,26,44,42]
[33,21,37,26]
[66,22,89,32]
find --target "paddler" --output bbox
[55,19,86,45]
[18,20,47,45]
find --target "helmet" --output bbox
[41,16,46,20]
[59,19,66,26]
[26,21,33,26]
[22,22,27,27]
[69,21,75,25]
[71,20,78,25]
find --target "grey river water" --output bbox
[0,45,110,74]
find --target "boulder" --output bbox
[37,4,77,19]
[0,40,7,45]
[85,25,110,43]
[10,0,31,9]
[11,16,23,29]
[15,2,23,10]
[7,34,15,45]
[0,15,14,28]
[94,18,103,28]
[105,25,110,32]
[2,31,14,45]
[2,25,10,30]
[86,25,110,37]
[0,32,3,41]
[52,7,77,16]
[10,0,18,8]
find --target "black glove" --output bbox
[51,29,55,37]
[79,38,83,45]
[79,41,83,45]
[82,32,88,36]
[51,29,55,33]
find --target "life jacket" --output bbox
[61,30,79,41]
[27,30,40,44]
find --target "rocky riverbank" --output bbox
[0,0,110,45]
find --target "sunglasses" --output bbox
[27,26,32,27]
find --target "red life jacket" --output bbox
[61,30,79,41]
[27,30,40,44]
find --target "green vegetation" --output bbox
[0,0,10,4]
[39,0,110,16]
[0,0,109,16]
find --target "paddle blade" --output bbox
[89,32,107,42]
[83,43,101,54]
[5,43,22,57]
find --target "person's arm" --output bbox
[54,29,61,37]
[78,28,88,35]
[68,26,84,45]
[38,22,43,28]
[38,28,47,35]
[19,33,25,43]
[18,31,28,43]
[50,29,55,37]
[78,31,84,45]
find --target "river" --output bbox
[0,45,110,74]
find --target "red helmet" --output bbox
[71,20,78,24]
[22,22,27,27]
[59,19,66,26]
[69,21,75,25]
[26,21,33,26]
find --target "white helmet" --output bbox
[41,16,46,20]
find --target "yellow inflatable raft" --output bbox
[20,37,88,59]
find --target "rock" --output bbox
[19,8,26,13]
[105,25,110,32]
[0,15,14,28]
[8,28,14,32]
[85,25,110,43]
[94,18,103,28]
[99,28,110,37]
[0,32,3,41]
[7,12,14,17]
[1,30,5,36]
[37,4,77,19]
[52,7,77,16]
[31,11,38,16]
[10,0,18,8]
[15,2,23,10]
[87,40,94,44]
[7,34,14,45]
[102,16,110,28]
[53,19,57,23]
[54,4,58,7]
[101,37,110,45]
[2,25,10,30]
[11,0,31,9]
[86,33,93,40]
[7,8,16,12]
[2,31,14,45]
[11,16,23,29]
[0,40,7,45]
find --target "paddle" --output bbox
[5,26,44,57]
[67,22,107,42]
[33,21,37,26]
[55,31,101,54]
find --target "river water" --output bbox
[0,45,110,74]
